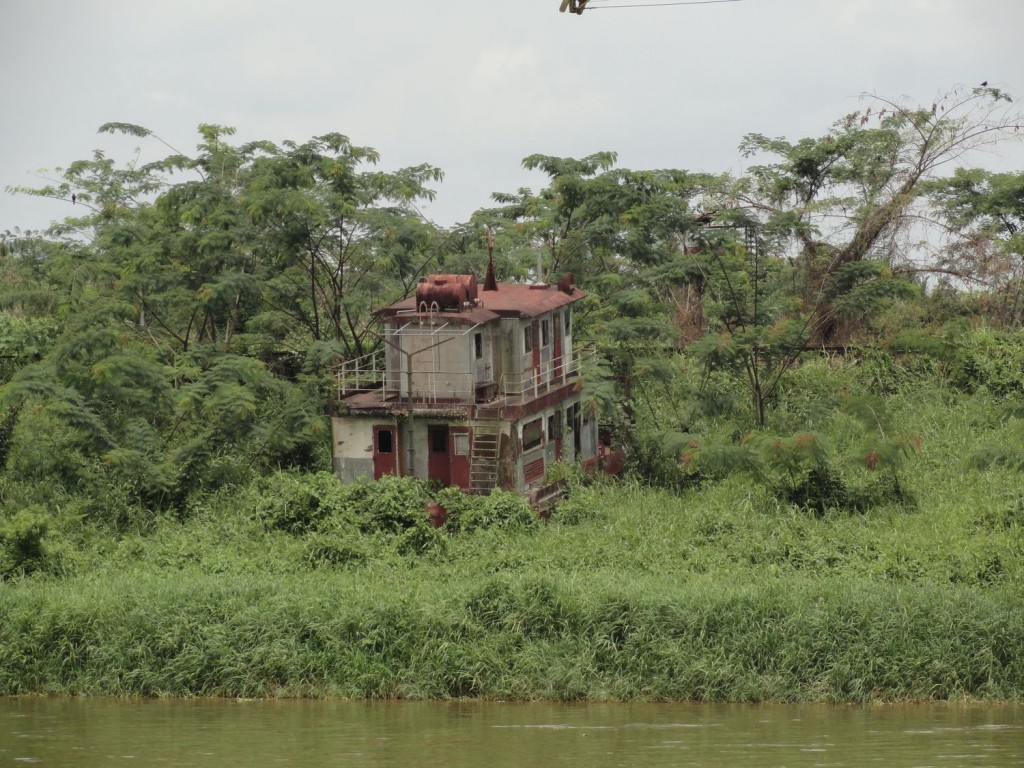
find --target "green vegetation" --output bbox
[2,360,1024,701]
[2,86,1024,701]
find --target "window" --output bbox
[564,309,571,335]
[541,319,550,347]
[522,418,544,451]
[377,429,393,454]
[523,326,533,353]
[454,433,470,455]
[474,332,483,360]
[430,427,447,453]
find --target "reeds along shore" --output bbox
[1,570,1022,700]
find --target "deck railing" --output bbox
[499,352,584,403]
[334,350,386,399]
[336,349,589,406]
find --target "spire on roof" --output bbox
[483,229,498,291]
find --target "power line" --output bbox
[585,0,744,9]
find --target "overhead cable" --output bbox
[585,0,744,9]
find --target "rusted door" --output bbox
[427,424,451,486]
[372,425,398,479]
[450,427,471,491]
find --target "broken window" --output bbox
[430,427,448,453]
[522,418,544,451]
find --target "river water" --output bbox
[1,698,1021,767]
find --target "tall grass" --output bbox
[1,570,1021,701]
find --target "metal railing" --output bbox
[499,352,583,403]
[335,349,386,399]
[336,347,590,406]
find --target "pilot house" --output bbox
[331,269,599,501]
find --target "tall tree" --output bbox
[0,124,446,513]
[241,133,444,358]
[924,168,1024,327]
[471,153,713,428]
[731,86,1023,340]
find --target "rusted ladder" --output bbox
[468,423,501,494]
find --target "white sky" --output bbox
[2,0,1023,234]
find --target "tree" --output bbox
[470,153,712,430]
[9,123,446,362]
[686,226,811,427]
[0,124,446,515]
[924,168,1024,327]
[241,133,444,358]
[732,86,1023,340]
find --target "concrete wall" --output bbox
[407,419,430,479]
[331,417,375,483]
[473,328,494,387]
[387,329,475,401]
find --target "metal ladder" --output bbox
[468,423,501,494]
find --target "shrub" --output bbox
[430,486,482,534]
[0,507,48,578]
[459,489,538,534]
[356,474,431,534]
[254,471,354,534]
[949,328,1024,396]
[255,471,434,536]
[783,463,849,516]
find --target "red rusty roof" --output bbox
[378,278,586,320]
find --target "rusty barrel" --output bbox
[425,501,447,528]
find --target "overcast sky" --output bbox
[2,0,1023,234]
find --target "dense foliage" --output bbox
[2,370,1024,700]
[2,86,1024,701]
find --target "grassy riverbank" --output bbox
[2,568,1022,701]
[2,377,1023,701]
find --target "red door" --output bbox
[426,425,471,490]
[373,425,398,479]
[427,425,451,486]
[450,427,471,490]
